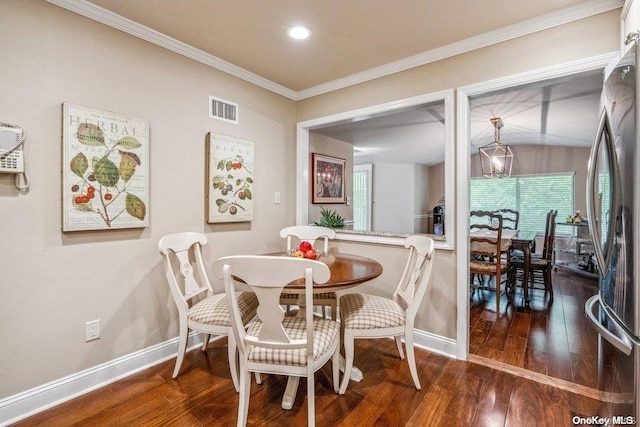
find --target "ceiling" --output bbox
[53,0,616,164]
[59,0,619,97]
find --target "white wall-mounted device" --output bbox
[0,122,30,191]
[0,124,24,173]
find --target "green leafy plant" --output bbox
[68,123,146,227]
[314,206,345,228]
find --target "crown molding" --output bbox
[46,0,298,100]
[296,0,623,100]
[48,0,622,102]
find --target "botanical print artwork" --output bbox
[62,104,150,231]
[206,132,254,223]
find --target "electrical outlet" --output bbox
[85,319,100,342]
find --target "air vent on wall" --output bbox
[209,96,239,124]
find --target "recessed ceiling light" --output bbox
[287,26,312,40]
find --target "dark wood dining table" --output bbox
[270,251,383,292]
[265,251,383,409]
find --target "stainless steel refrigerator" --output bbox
[585,36,640,423]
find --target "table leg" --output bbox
[523,244,531,306]
[280,355,363,409]
[281,376,299,409]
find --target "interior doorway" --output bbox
[456,54,615,389]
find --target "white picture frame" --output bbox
[206,132,254,223]
[62,103,150,232]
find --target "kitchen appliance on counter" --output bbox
[432,205,445,235]
[585,35,640,422]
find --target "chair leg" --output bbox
[332,345,340,393]
[546,267,554,302]
[201,334,210,351]
[394,335,405,360]
[237,362,251,427]
[404,332,421,390]
[227,333,240,392]
[254,372,262,385]
[339,330,355,394]
[173,323,189,379]
[495,272,501,314]
[307,364,315,427]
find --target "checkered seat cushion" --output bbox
[188,291,258,326]
[340,293,406,329]
[244,317,339,366]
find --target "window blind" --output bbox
[470,173,574,235]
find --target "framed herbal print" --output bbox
[312,153,345,203]
[62,103,150,232]
[206,132,254,223]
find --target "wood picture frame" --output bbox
[62,103,150,232]
[206,132,254,223]
[312,153,345,204]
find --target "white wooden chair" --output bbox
[159,232,258,390]
[279,225,338,320]
[338,235,435,394]
[213,255,340,427]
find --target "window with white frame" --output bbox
[353,164,372,231]
[469,173,574,235]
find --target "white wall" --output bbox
[0,0,296,399]
[414,164,430,233]
[372,163,415,233]
[308,132,353,224]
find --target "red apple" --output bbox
[304,249,318,260]
[299,241,313,252]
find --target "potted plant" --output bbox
[314,206,345,228]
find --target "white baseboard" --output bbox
[0,328,456,426]
[0,332,211,426]
[413,329,458,359]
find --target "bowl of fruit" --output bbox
[290,241,319,260]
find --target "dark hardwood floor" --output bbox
[16,331,603,426]
[470,268,600,389]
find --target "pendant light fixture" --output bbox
[479,117,514,178]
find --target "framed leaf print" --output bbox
[62,103,150,231]
[206,132,254,223]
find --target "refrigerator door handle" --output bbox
[586,295,634,355]
[586,109,611,272]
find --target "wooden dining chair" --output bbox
[338,235,435,394]
[279,225,338,320]
[213,255,340,427]
[159,232,259,390]
[511,210,557,302]
[469,210,510,314]
[494,208,519,230]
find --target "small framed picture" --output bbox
[312,153,345,204]
[206,132,254,223]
